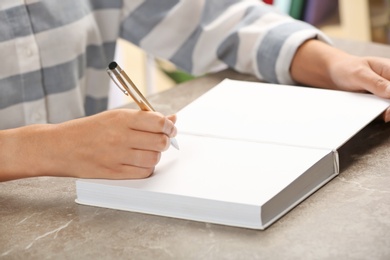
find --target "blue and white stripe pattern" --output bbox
[0,0,330,129]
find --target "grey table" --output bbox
[1,39,390,260]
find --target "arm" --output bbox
[290,39,390,121]
[0,109,177,182]
[123,0,390,121]
[121,0,331,81]
[123,1,390,98]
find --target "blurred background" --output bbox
[108,0,390,109]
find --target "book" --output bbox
[303,0,338,25]
[76,79,390,230]
[289,0,306,20]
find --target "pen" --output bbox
[106,61,179,150]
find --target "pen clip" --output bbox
[106,63,155,111]
[107,72,129,96]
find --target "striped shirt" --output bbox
[0,0,330,130]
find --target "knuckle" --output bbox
[156,135,170,151]
[156,116,167,131]
[147,151,162,166]
[135,150,161,167]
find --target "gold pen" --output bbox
[106,61,179,150]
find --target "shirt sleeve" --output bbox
[120,0,332,85]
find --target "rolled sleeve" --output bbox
[255,19,332,85]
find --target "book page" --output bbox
[176,79,390,150]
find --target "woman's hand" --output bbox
[328,56,390,97]
[291,40,390,122]
[328,56,390,121]
[0,109,177,181]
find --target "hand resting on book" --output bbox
[291,40,390,122]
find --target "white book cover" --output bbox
[76,79,390,230]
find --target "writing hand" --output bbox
[0,109,177,181]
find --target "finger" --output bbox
[354,68,390,99]
[383,107,390,123]
[125,130,171,151]
[163,117,177,137]
[120,149,162,168]
[167,114,177,124]
[369,57,390,80]
[95,164,156,179]
[361,58,390,98]
[115,165,155,179]
[127,110,177,136]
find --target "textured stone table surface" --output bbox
[1,39,390,260]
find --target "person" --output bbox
[1,0,389,182]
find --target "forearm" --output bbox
[0,125,56,182]
[290,39,390,122]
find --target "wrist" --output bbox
[0,124,57,181]
[290,40,351,89]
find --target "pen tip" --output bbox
[108,61,117,70]
[171,138,180,150]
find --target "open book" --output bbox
[76,79,390,230]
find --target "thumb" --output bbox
[364,58,390,98]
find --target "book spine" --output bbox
[303,0,338,25]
